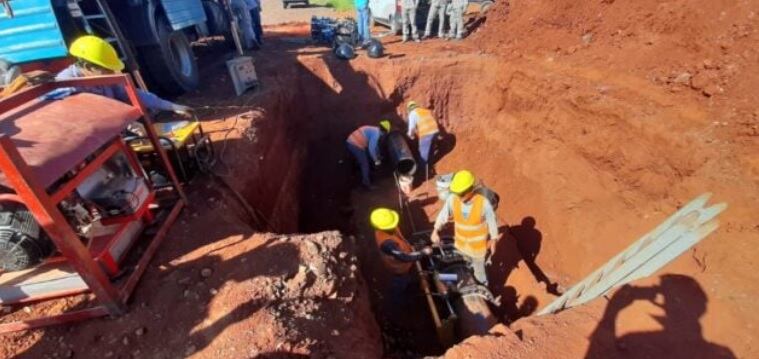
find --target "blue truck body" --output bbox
[0,0,68,64]
[0,0,207,65]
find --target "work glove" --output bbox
[374,159,382,166]
[172,104,194,118]
[421,246,433,256]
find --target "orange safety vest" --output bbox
[347,126,373,149]
[452,194,489,258]
[375,229,414,274]
[414,108,439,138]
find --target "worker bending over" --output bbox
[346,121,390,190]
[406,101,439,179]
[55,35,192,116]
[431,170,498,285]
[400,0,421,42]
[371,208,432,313]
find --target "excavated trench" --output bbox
[210,42,717,356]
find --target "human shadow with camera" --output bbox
[585,274,735,359]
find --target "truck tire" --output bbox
[0,203,53,271]
[203,0,231,36]
[141,15,200,96]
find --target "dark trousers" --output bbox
[249,8,263,44]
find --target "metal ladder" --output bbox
[538,193,727,315]
[67,0,148,89]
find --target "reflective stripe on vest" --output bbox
[347,126,371,149]
[375,229,413,274]
[452,194,488,258]
[415,108,439,138]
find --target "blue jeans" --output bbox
[356,7,370,43]
[419,134,436,165]
[347,142,371,187]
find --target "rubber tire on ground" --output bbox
[480,0,494,15]
[140,14,200,96]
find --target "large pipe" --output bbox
[447,264,498,337]
[385,131,416,176]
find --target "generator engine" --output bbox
[0,152,150,271]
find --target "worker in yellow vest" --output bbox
[371,208,432,314]
[406,101,439,180]
[430,170,499,285]
[346,121,391,190]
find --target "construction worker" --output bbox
[424,0,449,39]
[371,208,432,315]
[406,101,439,179]
[400,0,421,43]
[430,170,498,285]
[346,121,391,190]
[55,35,192,116]
[372,208,432,273]
[447,0,467,40]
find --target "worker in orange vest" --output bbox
[346,120,391,190]
[406,101,439,180]
[371,208,432,313]
[430,170,499,285]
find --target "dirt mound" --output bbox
[474,0,759,105]
[2,187,381,358]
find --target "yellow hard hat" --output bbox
[407,101,418,111]
[370,208,399,231]
[379,120,391,132]
[450,170,476,195]
[69,35,125,72]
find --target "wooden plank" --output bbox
[0,306,108,333]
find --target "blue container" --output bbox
[0,0,68,64]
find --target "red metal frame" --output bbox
[0,74,186,333]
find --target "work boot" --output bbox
[414,37,421,43]
[422,33,430,39]
[402,36,408,43]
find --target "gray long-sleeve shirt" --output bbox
[434,195,499,240]
[55,64,181,112]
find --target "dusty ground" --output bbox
[1,0,759,358]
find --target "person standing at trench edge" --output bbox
[346,121,391,190]
[354,0,371,46]
[405,100,439,180]
[430,170,499,285]
[401,0,421,42]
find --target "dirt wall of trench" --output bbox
[289,49,757,357]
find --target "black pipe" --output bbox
[385,131,417,176]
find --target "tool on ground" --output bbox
[538,193,726,315]
[311,16,360,47]
[0,74,185,333]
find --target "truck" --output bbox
[0,0,238,95]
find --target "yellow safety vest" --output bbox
[375,229,414,274]
[414,108,439,138]
[452,194,489,258]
